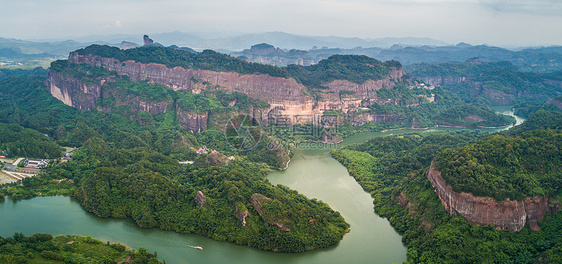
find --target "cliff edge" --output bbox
[427,161,548,231]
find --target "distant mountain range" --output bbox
[1,31,561,73]
[0,37,110,59]
[71,31,450,51]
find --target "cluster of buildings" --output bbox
[195,146,218,154]
[2,158,49,174]
[24,158,49,168]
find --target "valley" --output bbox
[0,38,560,263]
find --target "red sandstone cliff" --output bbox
[68,52,310,104]
[47,70,103,110]
[49,51,421,135]
[65,52,408,123]
[426,162,549,231]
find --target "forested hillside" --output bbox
[0,123,63,159]
[58,45,518,137]
[76,45,290,78]
[49,143,349,252]
[406,61,562,106]
[0,233,161,264]
[0,71,348,252]
[434,130,561,200]
[332,111,562,263]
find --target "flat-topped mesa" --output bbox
[65,52,407,121]
[67,52,309,105]
[426,162,548,231]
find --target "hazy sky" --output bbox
[1,0,561,47]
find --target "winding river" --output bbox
[0,106,523,264]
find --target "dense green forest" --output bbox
[42,143,348,252]
[76,45,402,89]
[513,96,562,118]
[76,45,290,78]
[434,130,561,200]
[0,67,47,80]
[285,55,398,88]
[332,110,562,263]
[0,233,161,264]
[406,61,562,105]
[434,104,516,128]
[336,87,514,136]
[405,61,517,77]
[0,72,348,253]
[507,109,562,135]
[63,45,519,139]
[0,123,63,159]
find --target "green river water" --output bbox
[0,106,522,264]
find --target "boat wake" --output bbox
[187,245,203,250]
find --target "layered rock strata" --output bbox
[47,70,102,110]
[426,162,548,231]
[66,52,406,124]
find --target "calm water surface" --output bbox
[0,131,408,264]
[0,107,522,264]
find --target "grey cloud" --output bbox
[479,0,562,15]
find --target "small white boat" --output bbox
[194,246,203,250]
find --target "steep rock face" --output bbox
[234,204,250,226]
[427,162,548,231]
[194,191,207,208]
[46,70,102,110]
[176,110,208,134]
[68,53,309,104]
[66,53,410,125]
[482,88,515,105]
[319,68,406,108]
[47,70,172,115]
[101,89,170,115]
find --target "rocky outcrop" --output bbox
[545,97,562,110]
[251,193,290,232]
[176,110,208,134]
[482,88,515,105]
[427,162,548,231]
[46,70,102,110]
[143,35,154,46]
[120,41,140,50]
[231,43,317,67]
[234,204,250,226]
[195,191,207,208]
[319,68,406,105]
[250,43,278,55]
